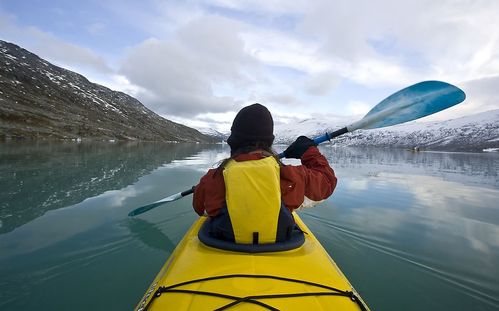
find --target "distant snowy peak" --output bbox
[274,115,356,144]
[201,110,499,151]
[197,127,227,140]
[381,109,499,133]
[274,110,499,151]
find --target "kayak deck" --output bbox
[136,214,369,310]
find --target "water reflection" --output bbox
[320,146,499,188]
[127,218,176,251]
[1,143,498,311]
[0,141,208,234]
[299,147,499,310]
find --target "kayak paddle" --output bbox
[127,187,195,217]
[307,80,466,147]
[128,80,465,216]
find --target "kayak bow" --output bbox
[134,213,370,311]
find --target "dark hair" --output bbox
[216,143,281,175]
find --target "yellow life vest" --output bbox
[223,156,281,244]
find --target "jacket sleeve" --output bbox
[193,169,226,216]
[280,146,337,210]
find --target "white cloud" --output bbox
[459,76,499,115]
[32,33,112,73]
[98,74,148,98]
[0,11,112,74]
[242,30,330,74]
[304,0,499,84]
[119,15,261,117]
[3,0,499,129]
[120,40,232,116]
[304,71,341,96]
[346,100,370,116]
[169,110,237,133]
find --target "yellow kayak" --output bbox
[134,213,369,310]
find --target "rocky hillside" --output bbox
[0,40,216,143]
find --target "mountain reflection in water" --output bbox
[0,141,208,234]
[0,143,498,311]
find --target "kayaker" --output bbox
[193,103,337,245]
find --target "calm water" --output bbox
[1,141,498,311]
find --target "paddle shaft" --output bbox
[127,186,195,216]
[312,92,432,146]
[180,187,195,197]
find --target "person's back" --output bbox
[193,103,337,246]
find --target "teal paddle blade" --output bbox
[361,81,466,129]
[128,201,168,217]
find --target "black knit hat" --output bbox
[227,103,274,151]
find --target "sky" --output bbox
[1,0,498,132]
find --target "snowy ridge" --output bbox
[273,110,499,152]
[197,127,227,141]
[273,115,357,144]
[0,40,215,142]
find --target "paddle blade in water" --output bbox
[128,192,184,216]
[128,201,168,217]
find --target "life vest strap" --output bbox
[252,232,259,244]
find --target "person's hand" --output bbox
[283,136,317,159]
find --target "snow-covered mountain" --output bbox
[0,40,216,143]
[273,115,357,144]
[273,110,499,152]
[197,127,228,142]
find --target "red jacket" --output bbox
[193,147,337,216]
